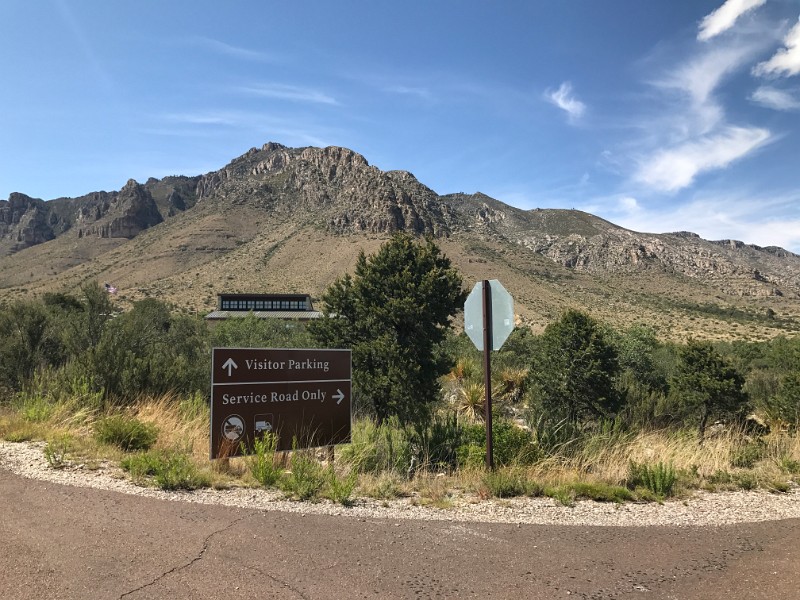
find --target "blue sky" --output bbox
[2,1,800,251]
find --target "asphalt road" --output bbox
[2,467,799,600]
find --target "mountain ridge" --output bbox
[1,142,798,341]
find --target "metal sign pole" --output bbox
[482,280,494,470]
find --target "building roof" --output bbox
[205,310,322,320]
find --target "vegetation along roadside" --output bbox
[1,234,799,508]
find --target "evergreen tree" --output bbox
[671,340,748,439]
[528,309,621,424]
[309,233,465,425]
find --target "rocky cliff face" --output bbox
[75,180,163,239]
[0,193,56,253]
[196,143,453,236]
[439,194,800,298]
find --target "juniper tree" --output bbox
[671,340,748,440]
[309,233,465,425]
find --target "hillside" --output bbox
[1,142,799,342]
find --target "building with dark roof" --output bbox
[205,293,322,323]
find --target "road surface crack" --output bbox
[118,515,246,599]
[246,564,311,600]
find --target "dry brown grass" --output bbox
[132,394,209,462]
[4,393,799,498]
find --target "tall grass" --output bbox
[3,391,799,501]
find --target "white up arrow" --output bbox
[333,389,345,405]
[222,358,238,377]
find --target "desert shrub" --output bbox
[734,471,758,490]
[280,449,326,501]
[247,433,282,487]
[44,434,72,469]
[211,314,314,349]
[121,449,210,490]
[627,460,677,498]
[556,481,634,503]
[460,418,538,468]
[412,412,462,472]
[324,466,358,505]
[95,415,158,452]
[481,468,529,498]
[339,418,413,475]
[730,440,765,469]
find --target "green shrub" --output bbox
[413,413,462,471]
[456,443,486,469]
[246,433,282,487]
[482,468,528,498]
[461,419,538,468]
[280,450,326,501]
[339,418,412,475]
[627,460,677,498]
[707,469,733,485]
[566,481,634,503]
[121,450,210,490]
[17,393,56,423]
[44,434,72,469]
[324,466,358,505]
[778,457,800,474]
[731,440,764,469]
[733,471,758,490]
[95,415,158,452]
[546,486,576,506]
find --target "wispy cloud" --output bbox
[629,30,775,193]
[698,0,767,41]
[634,126,771,192]
[653,43,763,134]
[189,36,276,62]
[610,193,800,252]
[236,83,338,105]
[750,85,800,110]
[753,17,800,77]
[153,110,335,147]
[544,82,586,122]
[384,85,433,100]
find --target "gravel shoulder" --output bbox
[3,440,799,527]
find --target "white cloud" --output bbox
[634,126,771,192]
[654,43,764,135]
[190,36,275,62]
[619,196,640,212]
[698,0,767,41]
[545,82,586,122]
[753,18,800,77]
[750,85,800,110]
[236,83,338,105]
[609,194,800,252]
[384,85,432,100]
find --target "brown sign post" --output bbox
[210,348,352,458]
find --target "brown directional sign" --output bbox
[210,348,351,458]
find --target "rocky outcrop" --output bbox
[76,180,163,239]
[196,143,452,236]
[0,193,56,253]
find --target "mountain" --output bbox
[1,142,798,342]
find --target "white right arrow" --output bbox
[333,389,345,405]
[222,358,238,377]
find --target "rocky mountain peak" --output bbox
[193,142,450,237]
[76,179,162,239]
